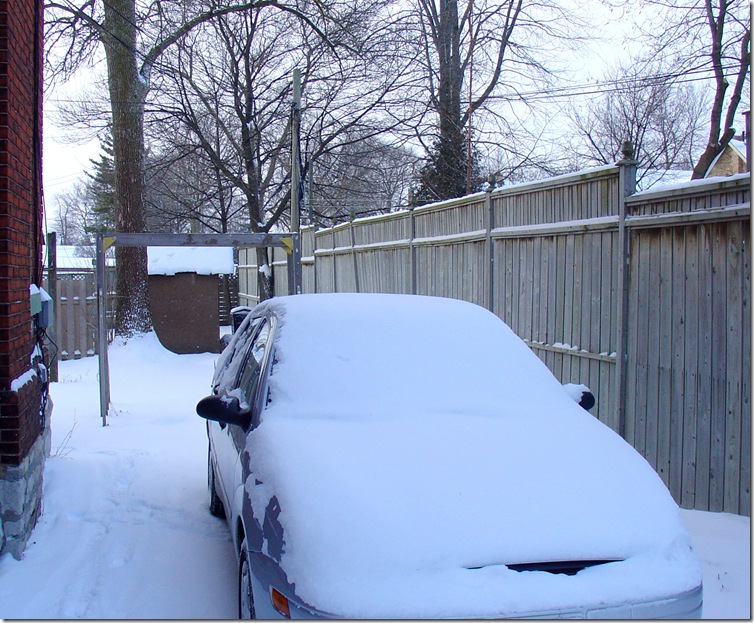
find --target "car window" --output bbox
[236,321,271,408]
[213,316,264,394]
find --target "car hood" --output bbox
[246,404,702,618]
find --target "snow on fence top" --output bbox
[147,246,235,276]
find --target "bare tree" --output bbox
[407,0,583,202]
[150,2,415,297]
[51,181,96,245]
[631,0,750,179]
[567,59,709,182]
[144,144,249,234]
[308,136,419,225]
[45,0,337,335]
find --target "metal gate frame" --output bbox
[95,232,302,425]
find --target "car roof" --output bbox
[254,293,576,421]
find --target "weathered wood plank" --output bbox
[708,223,727,512]
[694,225,713,509]
[547,237,558,347]
[682,227,700,508]
[634,234,651,459]
[724,221,744,513]
[668,228,686,503]
[645,231,662,474]
[588,234,603,420]
[656,227,674,487]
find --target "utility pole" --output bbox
[291,68,301,235]
[289,69,303,294]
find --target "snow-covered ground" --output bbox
[0,332,749,619]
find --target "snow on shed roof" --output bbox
[147,246,235,276]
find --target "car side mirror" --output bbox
[578,391,595,411]
[196,394,252,429]
[562,383,596,412]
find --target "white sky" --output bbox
[40,0,748,227]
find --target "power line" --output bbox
[484,61,746,104]
[45,61,747,110]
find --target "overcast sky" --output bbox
[40,0,747,229]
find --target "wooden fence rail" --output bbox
[238,166,751,516]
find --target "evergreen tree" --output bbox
[414,132,482,205]
[84,134,117,235]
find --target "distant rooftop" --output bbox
[54,245,114,270]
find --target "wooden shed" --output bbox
[147,247,235,354]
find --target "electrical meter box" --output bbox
[38,288,54,329]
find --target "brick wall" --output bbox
[0,0,45,466]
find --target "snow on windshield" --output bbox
[261,293,569,419]
[244,294,702,618]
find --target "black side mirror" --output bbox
[197,395,252,429]
[562,383,596,412]
[578,391,595,411]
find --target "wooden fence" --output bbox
[622,178,750,515]
[237,165,751,516]
[42,270,115,361]
[43,269,239,361]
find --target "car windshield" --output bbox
[261,294,571,421]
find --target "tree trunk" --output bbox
[690,130,734,180]
[256,247,274,300]
[103,0,152,335]
[436,0,466,198]
[690,0,750,179]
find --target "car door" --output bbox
[209,316,264,506]
[219,318,275,537]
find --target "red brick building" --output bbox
[0,0,50,559]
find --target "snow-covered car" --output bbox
[196,293,703,619]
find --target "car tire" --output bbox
[238,540,256,619]
[208,449,226,518]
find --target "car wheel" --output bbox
[238,540,256,619]
[208,449,225,518]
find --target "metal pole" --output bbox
[290,68,302,295]
[485,174,495,313]
[307,160,314,226]
[408,189,417,295]
[291,68,301,235]
[615,141,638,440]
[96,234,110,426]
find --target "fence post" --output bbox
[310,227,319,294]
[409,189,417,295]
[486,174,496,313]
[615,140,638,440]
[349,209,360,292]
[96,234,110,426]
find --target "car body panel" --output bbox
[200,293,702,619]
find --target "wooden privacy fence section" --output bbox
[45,269,239,361]
[238,166,751,516]
[42,272,100,361]
[623,178,750,516]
